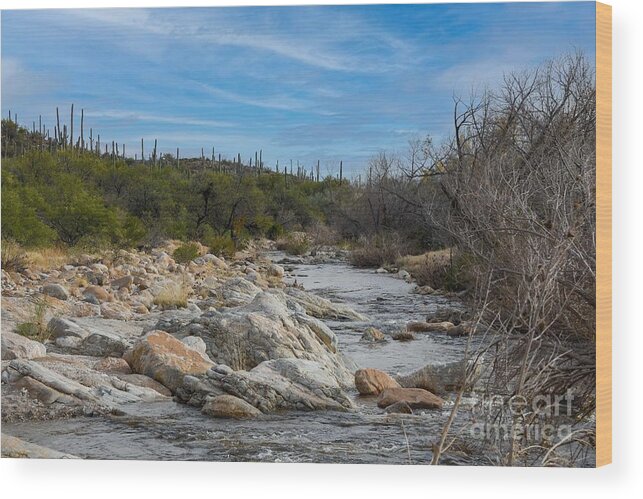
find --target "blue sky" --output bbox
[1,2,596,177]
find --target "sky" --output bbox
[1,2,596,177]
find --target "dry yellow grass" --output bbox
[25,247,72,271]
[153,280,191,309]
[397,249,453,288]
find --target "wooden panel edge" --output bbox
[595,1,612,468]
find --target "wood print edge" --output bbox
[595,0,612,468]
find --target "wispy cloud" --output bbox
[85,109,232,128]
[195,83,312,112]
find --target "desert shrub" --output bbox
[277,232,310,256]
[307,220,341,246]
[173,242,201,263]
[350,232,408,267]
[397,249,472,291]
[207,234,236,258]
[1,239,28,272]
[16,298,51,342]
[266,223,285,241]
[153,280,190,309]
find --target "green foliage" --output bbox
[206,234,236,258]
[277,233,310,256]
[173,242,201,263]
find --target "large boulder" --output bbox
[354,368,400,395]
[395,359,481,395]
[213,358,354,412]
[125,330,214,392]
[201,394,262,419]
[377,388,444,410]
[1,332,46,360]
[176,292,353,386]
[214,277,261,307]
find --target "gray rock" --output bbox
[218,358,354,413]
[41,283,69,300]
[1,332,46,360]
[110,275,133,290]
[395,359,481,395]
[178,292,353,386]
[48,317,89,340]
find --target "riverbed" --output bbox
[3,255,483,465]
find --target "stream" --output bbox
[3,255,485,465]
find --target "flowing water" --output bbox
[4,256,486,465]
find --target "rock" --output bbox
[202,253,227,269]
[83,285,111,303]
[110,275,133,290]
[201,394,262,419]
[81,330,131,357]
[392,331,415,341]
[375,268,387,274]
[395,359,481,395]
[215,277,262,307]
[48,317,89,340]
[397,270,412,282]
[283,287,368,321]
[406,321,454,333]
[93,357,132,374]
[1,434,77,459]
[125,330,214,392]
[1,332,46,360]
[354,368,401,395]
[267,264,285,277]
[71,302,101,317]
[41,283,68,300]
[113,373,172,397]
[377,388,444,410]
[360,327,386,342]
[181,336,209,361]
[133,304,149,315]
[217,358,354,412]
[100,302,133,321]
[384,401,414,414]
[178,292,353,386]
[427,307,467,326]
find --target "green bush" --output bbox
[173,242,201,263]
[207,234,236,258]
[277,233,310,256]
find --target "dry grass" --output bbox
[1,240,28,272]
[397,248,471,291]
[350,233,408,267]
[24,246,72,271]
[153,280,191,309]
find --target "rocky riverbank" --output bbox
[1,241,480,460]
